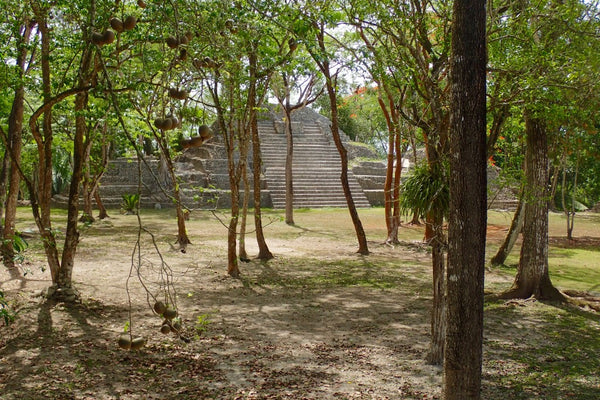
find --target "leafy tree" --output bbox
[298,1,370,255]
[0,7,35,268]
[488,0,600,300]
[271,65,323,226]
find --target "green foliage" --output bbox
[336,86,388,154]
[52,147,73,195]
[121,194,140,214]
[0,290,15,326]
[399,162,449,219]
[194,313,211,337]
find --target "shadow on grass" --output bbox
[483,299,600,400]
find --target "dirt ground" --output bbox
[0,208,598,399]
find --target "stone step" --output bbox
[258,122,371,210]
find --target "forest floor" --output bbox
[1,207,599,399]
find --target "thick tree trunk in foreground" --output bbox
[500,115,564,301]
[443,0,487,398]
[491,192,524,266]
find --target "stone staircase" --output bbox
[259,121,372,209]
[52,107,387,210]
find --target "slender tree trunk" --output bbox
[29,4,63,289]
[251,114,273,260]
[427,211,446,365]
[79,142,95,223]
[155,132,191,248]
[500,115,564,301]
[94,190,109,219]
[247,52,273,261]
[491,191,525,266]
[311,26,369,255]
[390,108,403,243]
[58,44,96,298]
[168,162,191,247]
[562,156,579,240]
[228,186,240,277]
[379,96,396,241]
[2,19,34,268]
[0,153,9,243]
[330,91,369,254]
[443,0,487,395]
[239,158,250,262]
[212,76,242,277]
[284,107,295,225]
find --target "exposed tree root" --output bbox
[45,285,81,303]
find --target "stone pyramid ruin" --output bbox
[68,108,388,210]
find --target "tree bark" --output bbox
[28,4,63,288]
[427,211,446,365]
[251,113,273,260]
[310,25,369,255]
[248,51,273,261]
[283,106,295,225]
[59,40,97,296]
[391,125,403,242]
[79,139,95,224]
[328,85,369,255]
[226,128,241,276]
[239,158,250,262]
[94,190,109,219]
[2,18,34,268]
[443,0,487,397]
[500,115,564,301]
[379,95,396,242]
[491,191,525,266]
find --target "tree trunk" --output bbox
[427,211,446,365]
[500,115,564,301]
[562,156,579,240]
[27,5,64,295]
[92,137,110,220]
[228,189,240,277]
[311,26,369,255]
[170,168,191,248]
[491,192,524,266]
[251,114,273,260]
[94,190,109,219]
[239,158,250,262]
[58,43,96,299]
[2,19,34,268]
[390,127,403,242]
[443,0,487,395]
[79,143,95,224]
[247,51,273,261]
[379,96,396,242]
[325,80,369,255]
[284,107,295,225]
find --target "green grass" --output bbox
[247,258,420,290]
[483,301,600,399]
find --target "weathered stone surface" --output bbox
[54,107,389,210]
